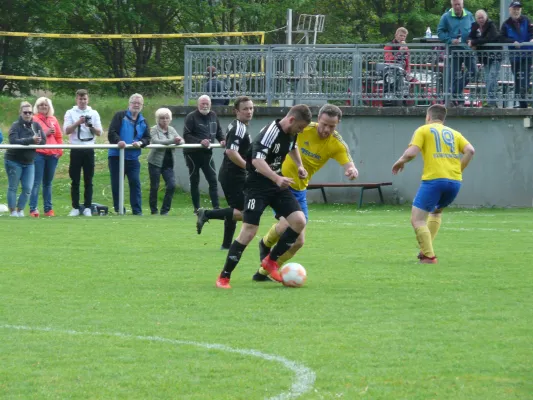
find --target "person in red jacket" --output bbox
[384,27,412,74]
[29,97,63,217]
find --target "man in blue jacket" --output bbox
[501,1,533,108]
[108,93,150,215]
[438,0,476,106]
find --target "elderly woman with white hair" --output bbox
[107,93,150,215]
[29,97,63,217]
[147,108,183,215]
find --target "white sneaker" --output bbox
[83,208,92,217]
[68,208,80,217]
[17,210,24,217]
[10,211,19,217]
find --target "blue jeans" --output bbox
[30,153,59,212]
[450,48,476,101]
[484,60,501,106]
[5,159,35,210]
[108,157,142,215]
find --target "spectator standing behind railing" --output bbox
[438,0,475,106]
[183,95,225,214]
[5,102,46,217]
[28,97,63,217]
[203,66,229,106]
[64,89,103,217]
[500,1,533,109]
[468,10,502,108]
[107,93,150,215]
[147,108,183,216]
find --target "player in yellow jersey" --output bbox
[392,104,475,264]
[253,104,359,281]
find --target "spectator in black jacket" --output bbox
[468,9,502,107]
[107,93,150,215]
[183,95,226,213]
[5,101,46,217]
[203,66,229,106]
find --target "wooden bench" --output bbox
[307,182,393,207]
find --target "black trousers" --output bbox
[184,151,219,210]
[69,148,95,209]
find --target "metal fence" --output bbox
[185,43,533,108]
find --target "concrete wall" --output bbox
[168,107,533,207]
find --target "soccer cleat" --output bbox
[30,209,40,218]
[68,208,80,217]
[419,254,438,264]
[261,255,282,282]
[258,239,271,262]
[44,210,55,217]
[252,270,273,282]
[196,208,209,234]
[82,208,92,217]
[216,275,231,289]
[220,245,230,251]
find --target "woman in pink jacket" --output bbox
[29,97,63,217]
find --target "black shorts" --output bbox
[242,184,302,226]
[219,172,245,211]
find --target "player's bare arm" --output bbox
[252,158,294,188]
[225,149,246,169]
[460,143,475,171]
[343,162,359,180]
[392,145,420,175]
[288,147,307,179]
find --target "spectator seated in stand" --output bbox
[203,66,229,106]
[384,27,419,83]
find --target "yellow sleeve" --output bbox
[410,127,425,150]
[455,131,470,153]
[331,133,352,165]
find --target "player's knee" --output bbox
[290,212,307,232]
[237,225,258,244]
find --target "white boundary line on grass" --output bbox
[1,324,316,400]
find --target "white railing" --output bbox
[0,143,223,215]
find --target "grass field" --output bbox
[1,169,532,400]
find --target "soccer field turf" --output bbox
[1,205,532,399]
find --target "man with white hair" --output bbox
[107,93,150,215]
[183,95,225,214]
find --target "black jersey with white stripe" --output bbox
[220,119,251,177]
[246,119,297,186]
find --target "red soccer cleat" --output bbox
[44,210,55,217]
[216,275,231,289]
[30,210,40,218]
[260,255,283,282]
[419,254,438,264]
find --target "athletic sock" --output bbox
[206,207,234,220]
[263,223,281,247]
[270,228,300,261]
[221,240,247,279]
[277,248,297,265]
[221,217,237,248]
[427,214,442,241]
[414,226,435,258]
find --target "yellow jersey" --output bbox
[410,122,470,181]
[282,122,352,190]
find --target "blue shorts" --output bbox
[413,179,461,212]
[273,187,308,220]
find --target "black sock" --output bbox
[221,240,247,278]
[270,227,300,261]
[222,218,237,248]
[206,207,234,220]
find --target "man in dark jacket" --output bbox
[468,10,502,107]
[107,93,150,215]
[183,95,225,213]
[500,1,533,108]
[203,66,229,106]
[5,101,46,216]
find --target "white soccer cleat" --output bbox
[68,208,80,217]
[83,208,92,217]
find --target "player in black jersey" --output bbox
[196,97,254,249]
[215,104,312,289]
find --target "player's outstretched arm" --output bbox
[343,162,359,180]
[460,143,475,171]
[392,145,420,175]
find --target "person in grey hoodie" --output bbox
[147,108,183,215]
[63,89,103,216]
[438,0,476,105]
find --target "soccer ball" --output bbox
[280,263,307,287]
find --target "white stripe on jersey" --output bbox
[260,121,280,148]
[230,144,239,151]
[235,121,246,139]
